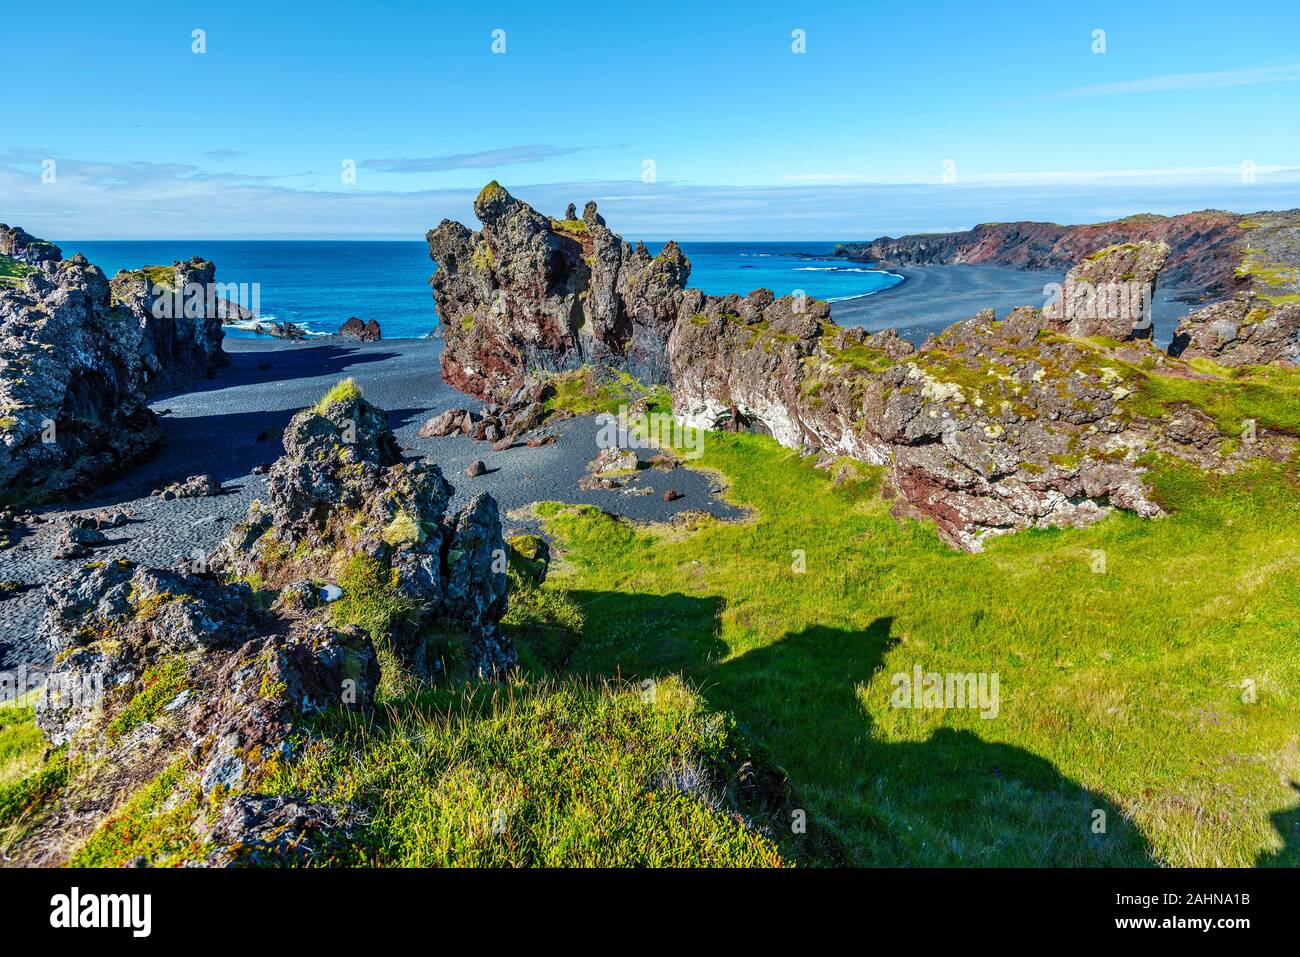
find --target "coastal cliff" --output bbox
[429,187,1300,550]
[835,208,1300,302]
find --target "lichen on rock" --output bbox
[215,378,514,683]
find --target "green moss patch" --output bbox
[106,659,189,741]
[314,377,363,414]
[263,675,790,866]
[0,254,36,290]
[541,367,671,419]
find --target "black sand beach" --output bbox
[832,263,1201,347]
[0,336,742,670]
[0,264,1207,670]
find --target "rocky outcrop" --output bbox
[1042,241,1168,340]
[673,289,1179,549]
[1169,297,1300,366]
[0,246,162,500]
[16,549,380,866]
[339,316,382,341]
[835,210,1255,298]
[9,381,518,864]
[109,259,230,392]
[0,229,239,501]
[430,188,1299,551]
[214,379,514,680]
[0,224,62,266]
[428,181,689,403]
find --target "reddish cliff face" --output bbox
[837,211,1253,298]
[427,182,689,403]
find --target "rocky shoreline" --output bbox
[0,337,740,672]
[426,184,1299,550]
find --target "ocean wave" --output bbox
[794,266,886,273]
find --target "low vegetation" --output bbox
[541,367,671,419]
[528,431,1300,866]
[314,377,363,414]
[263,676,792,866]
[0,254,35,290]
[3,355,1296,867]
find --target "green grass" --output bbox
[0,738,68,830]
[314,377,363,414]
[68,761,208,867]
[0,254,36,290]
[542,367,672,418]
[549,217,589,236]
[106,658,189,741]
[1126,362,1300,435]
[527,431,1300,866]
[502,567,585,672]
[264,676,790,866]
[0,694,46,791]
[140,264,175,290]
[331,554,419,697]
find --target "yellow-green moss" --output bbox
[315,377,363,414]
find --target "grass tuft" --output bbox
[315,377,363,414]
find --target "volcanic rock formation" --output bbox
[1,234,161,499]
[429,187,1299,550]
[214,380,514,679]
[1,227,231,500]
[109,258,231,391]
[429,181,688,402]
[12,383,516,865]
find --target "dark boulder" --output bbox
[339,316,382,341]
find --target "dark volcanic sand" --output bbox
[0,337,738,671]
[830,264,1202,348]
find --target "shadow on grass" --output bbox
[1256,782,1300,866]
[568,592,1154,866]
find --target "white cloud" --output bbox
[360,145,588,173]
[1059,62,1300,97]
[4,151,1299,241]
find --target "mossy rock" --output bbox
[506,534,550,585]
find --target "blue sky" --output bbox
[2,0,1298,239]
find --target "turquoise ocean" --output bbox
[59,240,901,340]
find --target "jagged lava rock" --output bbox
[1042,240,1169,340]
[0,242,161,499]
[1169,297,1299,366]
[339,316,382,341]
[669,289,1172,550]
[109,258,230,392]
[428,182,690,403]
[215,381,514,679]
[430,191,1300,551]
[22,555,379,866]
